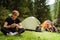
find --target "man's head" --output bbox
[12,10,19,20]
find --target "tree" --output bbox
[0,6,11,26]
[34,0,51,22]
[0,0,33,20]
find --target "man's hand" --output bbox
[10,23,22,28]
[10,23,16,28]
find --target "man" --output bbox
[1,10,25,35]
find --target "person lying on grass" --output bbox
[1,10,25,36]
[41,20,58,32]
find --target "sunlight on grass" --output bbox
[34,31,60,40]
[0,31,60,40]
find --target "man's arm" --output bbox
[4,22,11,28]
[19,23,23,28]
[4,22,16,28]
[15,23,23,28]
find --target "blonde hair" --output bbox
[12,10,19,16]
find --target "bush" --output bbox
[0,6,11,26]
[53,19,60,27]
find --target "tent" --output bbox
[21,17,41,30]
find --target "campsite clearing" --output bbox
[0,31,60,40]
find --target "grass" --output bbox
[0,31,60,40]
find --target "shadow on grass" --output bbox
[0,32,4,36]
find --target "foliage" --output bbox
[35,0,51,22]
[0,6,11,26]
[52,0,60,27]
[0,0,60,26]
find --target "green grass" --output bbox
[0,31,60,40]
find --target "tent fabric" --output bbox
[21,17,40,30]
[41,20,54,30]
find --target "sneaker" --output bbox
[9,32,17,36]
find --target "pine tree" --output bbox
[35,0,51,22]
